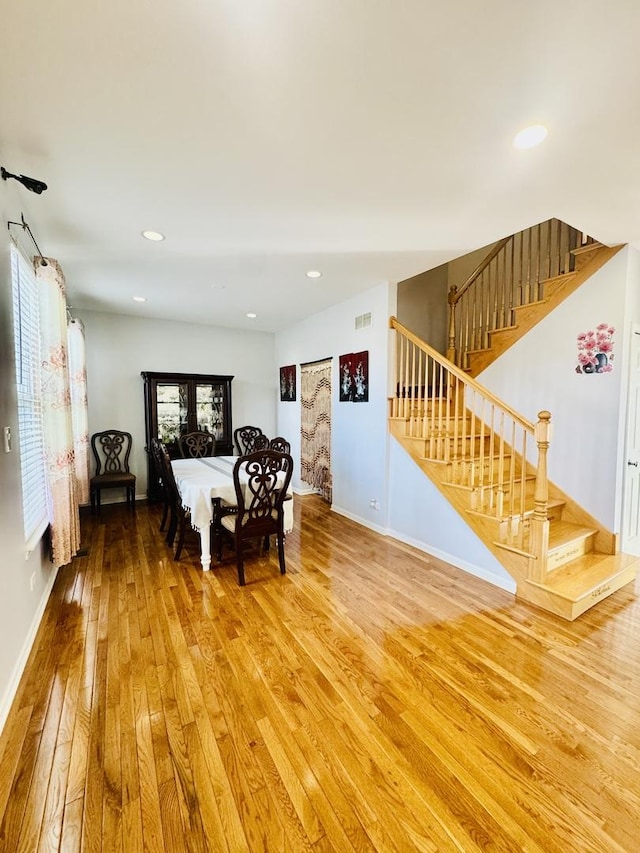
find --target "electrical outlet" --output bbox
[369,499,380,510]
[3,426,11,453]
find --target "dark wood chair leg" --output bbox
[277,534,286,575]
[174,514,186,561]
[159,499,168,532]
[166,508,177,546]
[237,543,245,586]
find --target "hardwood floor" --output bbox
[0,497,639,851]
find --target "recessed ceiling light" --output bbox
[306,270,322,279]
[246,312,257,319]
[132,296,147,303]
[141,230,165,241]
[513,125,548,149]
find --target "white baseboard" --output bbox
[330,505,516,594]
[0,564,60,737]
[293,486,317,496]
[330,504,389,536]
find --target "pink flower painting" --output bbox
[576,323,615,374]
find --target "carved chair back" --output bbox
[233,425,265,455]
[179,430,216,458]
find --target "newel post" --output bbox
[529,410,552,583]
[447,286,457,364]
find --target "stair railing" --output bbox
[390,316,551,572]
[447,219,592,370]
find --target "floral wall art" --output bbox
[339,351,369,402]
[279,364,296,401]
[575,323,615,374]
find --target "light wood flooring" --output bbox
[0,497,639,851]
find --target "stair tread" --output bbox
[570,241,603,256]
[548,521,597,552]
[445,474,534,491]
[512,299,547,313]
[467,328,520,354]
[539,271,576,286]
[526,552,637,602]
[467,495,565,522]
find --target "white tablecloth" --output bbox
[172,455,294,534]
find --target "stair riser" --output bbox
[470,479,535,510]
[405,434,493,458]
[451,457,517,483]
[547,533,595,572]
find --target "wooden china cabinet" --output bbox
[141,371,233,500]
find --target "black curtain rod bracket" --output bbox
[7,214,48,266]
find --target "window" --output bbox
[10,243,49,551]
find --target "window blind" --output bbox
[10,243,49,549]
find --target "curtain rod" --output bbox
[300,356,333,367]
[7,213,48,266]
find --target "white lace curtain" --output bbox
[68,317,90,504]
[300,358,332,502]
[36,258,89,568]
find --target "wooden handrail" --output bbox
[389,316,535,433]
[449,235,512,304]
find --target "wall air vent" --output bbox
[355,311,372,331]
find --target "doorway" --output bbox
[300,358,332,502]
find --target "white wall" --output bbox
[0,184,60,733]
[81,310,276,496]
[478,247,638,531]
[276,282,395,528]
[276,280,515,589]
[388,441,516,591]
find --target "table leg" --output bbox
[199,525,211,572]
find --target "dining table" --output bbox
[171,455,294,571]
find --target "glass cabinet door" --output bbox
[156,382,188,449]
[195,383,226,440]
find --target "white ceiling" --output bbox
[2,0,640,333]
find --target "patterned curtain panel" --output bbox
[36,258,82,568]
[67,318,90,504]
[301,359,332,502]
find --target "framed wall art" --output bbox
[279,364,296,401]
[339,351,369,402]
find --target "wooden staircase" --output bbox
[389,317,637,621]
[447,219,624,377]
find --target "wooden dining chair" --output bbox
[90,429,136,513]
[233,425,265,456]
[253,433,269,451]
[158,443,195,560]
[179,430,216,458]
[150,437,170,532]
[269,436,291,454]
[216,450,293,585]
